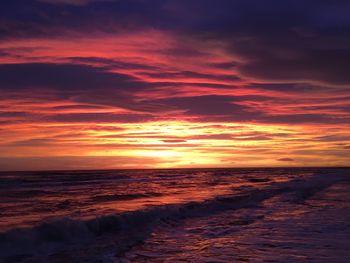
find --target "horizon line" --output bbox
[1,166,350,173]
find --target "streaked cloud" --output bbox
[0,0,349,170]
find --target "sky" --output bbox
[0,0,350,170]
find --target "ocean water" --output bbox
[0,168,349,262]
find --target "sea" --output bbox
[0,167,349,263]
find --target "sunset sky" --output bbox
[0,0,350,170]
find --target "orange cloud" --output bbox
[0,29,349,170]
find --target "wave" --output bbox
[90,192,163,202]
[0,172,345,262]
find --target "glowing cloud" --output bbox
[0,0,349,170]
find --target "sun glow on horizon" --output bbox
[0,13,349,170]
[2,117,348,170]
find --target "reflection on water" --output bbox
[0,168,309,231]
[123,180,350,263]
[0,168,349,263]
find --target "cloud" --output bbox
[46,112,154,123]
[204,1,350,87]
[1,0,350,169]
[314,134,350,142]
[0,63,144,91]
[1,0,350,88]
[0,156,159,171]
[277,158,295,162]
[146,95,262,119]
[0,63,174,113]
[68,57,160,71]
[161,139,187,143]
[236,46,350,87]
[143,95,349,124]
[140,71,241,83]
[155,0,350,87]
